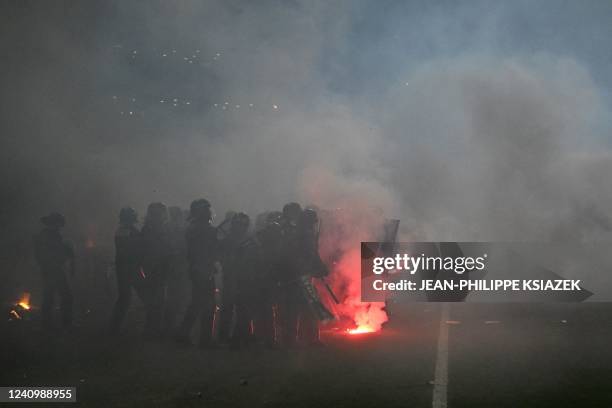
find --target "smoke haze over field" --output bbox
[6,5,612,404]
[2,0,612,249]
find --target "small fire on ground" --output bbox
[8,292,32,321]
[346,325,376,335]
[18,293,31,310]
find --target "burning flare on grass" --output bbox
[334,252,388,335]
[8,292,32,321]
[347,325,376,335]
[318,207,390,335]
[17,292,31,310]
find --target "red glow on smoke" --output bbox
[318,208,389,334]
[329,247,388,333]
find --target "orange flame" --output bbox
[17,292,31,310]
[347,325,376,335]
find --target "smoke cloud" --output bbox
[2,1,612,301]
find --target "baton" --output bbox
[321,278,340,304]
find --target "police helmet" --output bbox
[40,212,66,228]
[119,207,138,225]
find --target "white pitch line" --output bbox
[432,303,450,408]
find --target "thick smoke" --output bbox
[2,1,612,303]
[385,55,608,242]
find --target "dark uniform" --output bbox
[140,202,172,337]
[109,207,146,334]
[250,218,284,347]
[34,213,74,330]
[296,208,330,344]
[163,206,188,334]
[216,211,238,343]
[177,199,220,347]
[277,203,306,346]
[278,204,331,346]
[219,213,269,348]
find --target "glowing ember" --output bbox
[17,292,31,310]
[347,325,376,335]
[8,292,31,322]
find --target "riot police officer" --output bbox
[163,206,188,335]
[176,199,220,348]
[218,213,253,347]
[296,208,330,345]
[140,202,172,338]
[252,215,284,347]
[34,212,75,330]
[277,202,303,346]
[109,207,147,334]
